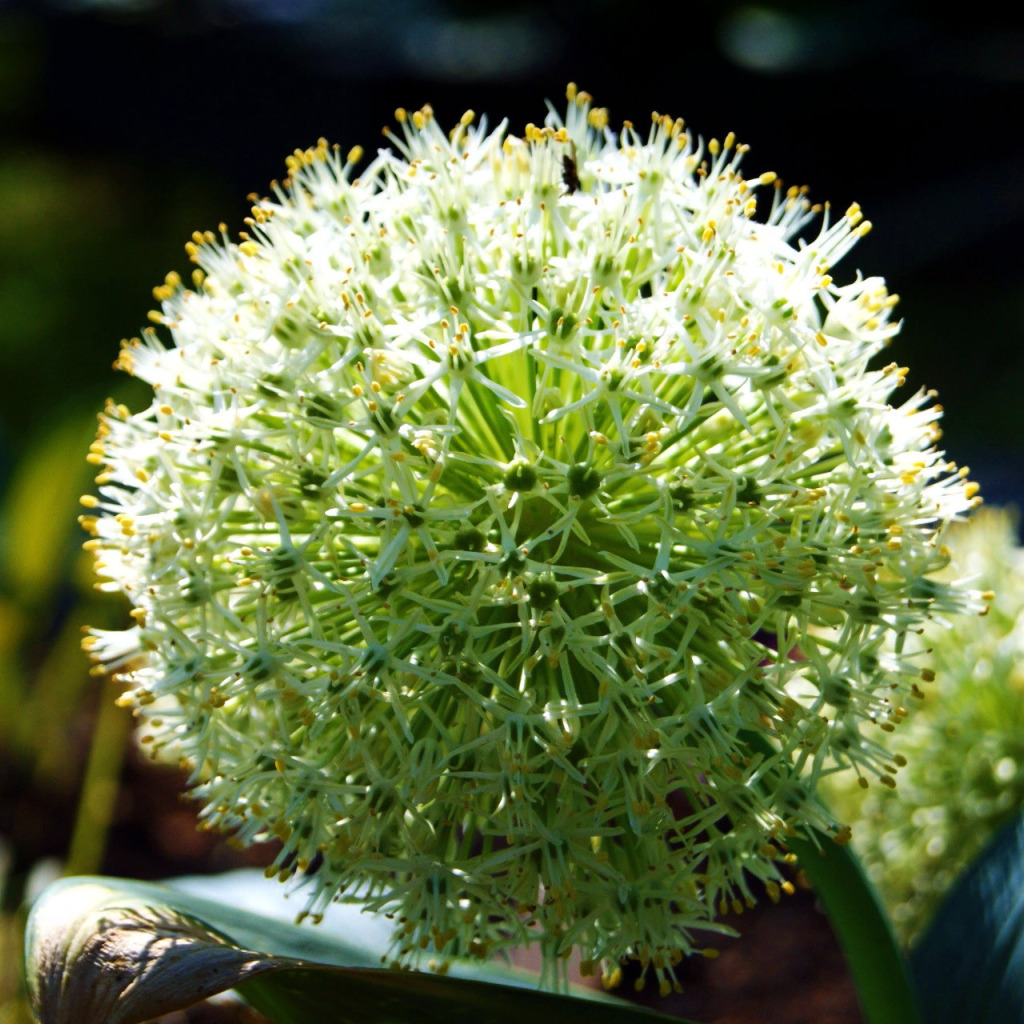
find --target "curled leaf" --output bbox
[26,878,295,1024]
[25,875,689,1024]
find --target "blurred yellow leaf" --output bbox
[2,416,95,608]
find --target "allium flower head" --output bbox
[825,507,1018,945]
[83,86,980,991]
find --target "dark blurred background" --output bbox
[0,2,1022,1020]
[2,0,1024,492]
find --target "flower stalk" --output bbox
[792,829,922,1024]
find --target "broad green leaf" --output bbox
[238,966,681,1024]
[25,875,693,1024]
[910,807,1024,1024]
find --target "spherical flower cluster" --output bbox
[825,507,1019,946]
[82,86,980,991]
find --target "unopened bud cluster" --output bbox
[83,86,980,992]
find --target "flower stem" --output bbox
[742,732,920,1024]
[785,828,921,1024]
[64,675,132,876]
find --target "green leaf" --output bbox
[239,965,680,1024]
[910,807,1024,1024]
[25,875,695,1024]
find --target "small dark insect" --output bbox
[562,141,580,195]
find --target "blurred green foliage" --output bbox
[0,145,229,450]
[0,417,129,1023]
[0,22,233,1018]
[0,14,230,453]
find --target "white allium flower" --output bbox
[82,85,981,992]
[824,507,1018,946]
